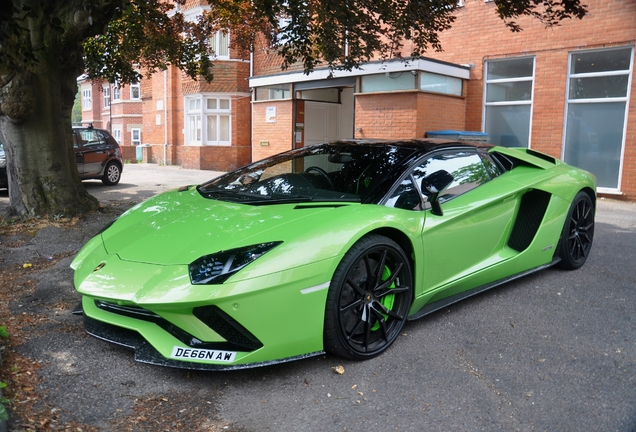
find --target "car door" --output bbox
[74,128,109,177]
[415,150,519,294]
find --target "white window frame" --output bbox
[112,126,122,144]
[82,88,92,110]
[562,46,634,194]
[130,82,140,100]
[208,31,230,59]
[482,56,535,148]
[185,95,232,146]
[112,84,120,101]
[131,128,141,146]
[103,85,110,108]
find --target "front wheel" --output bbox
[324,234,413,360]
[557,191,595,270]
[102,162,122,186]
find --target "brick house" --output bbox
[82,0,635,199]
[78,78,143,153]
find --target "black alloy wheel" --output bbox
[324,234,413,360]
[557,191,595,269]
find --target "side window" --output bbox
[79,129,104,147]
[385,176,423,210]
[413,151,491,205]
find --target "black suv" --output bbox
[0,126,123,189]
[72,125,124,185]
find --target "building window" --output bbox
[112,82,120,101]
[112,127,122,144]
[483,56,535,148]
[185,96,231,145]
[208,31,229,59]
[130,82,140,100]
[131,128,141,146]
[419,72,463,96]
[563,46,633,191]
[360,72,416,93]
[255,84,292,101]
[103,85,110,108]
[82,89,92,110]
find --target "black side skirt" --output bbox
[408,258,560,321]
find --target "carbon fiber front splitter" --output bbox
[78,308,324,371]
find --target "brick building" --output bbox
[249,0,635,199]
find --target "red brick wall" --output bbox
[355,92,467,139]
[252,101,294,161]
[429,0,636,199]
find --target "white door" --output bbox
[305,102,340,146]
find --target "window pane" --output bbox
[190,115,201,141]
[487,58,534,80]
[219,115,230,141]
[219,99,230,110]
[412,152,489,203]
[486,81,533,102]
[571,48,632,74]
[484,105,531,148]
[255,85,291,101]
[569,75,629,99]
[420,72,463,96]
[207,115,218,141]
[564,102,625,189]
[361,73,416,92]
[218,32,229,57]
[386,177,422,210]
[207,99,217,110]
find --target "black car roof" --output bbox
[325,138,494,154]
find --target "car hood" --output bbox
[101,187,338,265]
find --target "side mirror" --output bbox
[422,170,454,216]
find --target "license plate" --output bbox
[170,346,237,363]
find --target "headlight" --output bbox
[189,242,282,285]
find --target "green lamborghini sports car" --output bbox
[71,139,596,370]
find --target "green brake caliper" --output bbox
[371,265,395,331]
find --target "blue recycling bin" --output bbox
[426,130,490,143]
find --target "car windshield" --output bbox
[198,143,416,204]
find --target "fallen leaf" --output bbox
[333,365,345,375]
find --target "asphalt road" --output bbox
[1,163,635,431]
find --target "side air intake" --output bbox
[508,190,551,252]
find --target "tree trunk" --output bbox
[0,55,98,217]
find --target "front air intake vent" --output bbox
[193,305,263,351]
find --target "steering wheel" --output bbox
[304,166,335,190]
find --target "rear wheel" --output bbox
[102,162,122,186]
[324,234,413,360]
[557,191,595,269]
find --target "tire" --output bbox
[324,234,413,360]
[102,161,122,186]
[556,191,595,270]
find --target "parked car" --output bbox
[72,139,596,370]
[73,125,123,185]
[0,141,7,189]
[0,126,123,189]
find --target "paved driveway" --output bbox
[0,163,223,215]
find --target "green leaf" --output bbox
[0,326,7,338]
